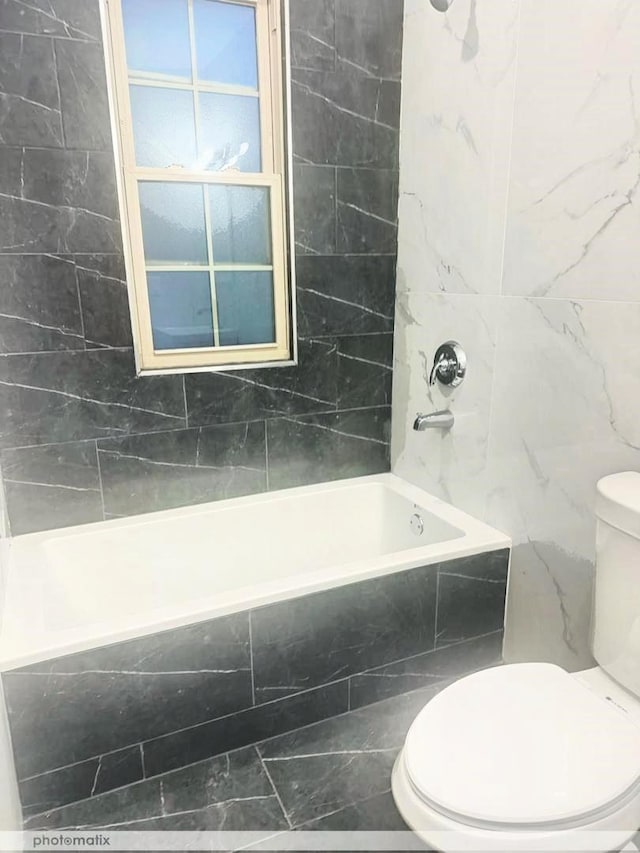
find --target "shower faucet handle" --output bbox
[429,341,467,387]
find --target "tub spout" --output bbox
[413,410,454,431]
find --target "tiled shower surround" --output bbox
[0,0,402,536]
[3,549,509,818]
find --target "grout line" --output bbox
[263,420,270,491]
[182,376,189,429]
[139,743,146,779]
[255,745,292,829]
[433,568,441,650]
[94,440,107,521]
[248,611,257,707]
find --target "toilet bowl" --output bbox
[393,472,640,852]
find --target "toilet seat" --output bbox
[402,663,640,830]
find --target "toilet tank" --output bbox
[592,472,640,697]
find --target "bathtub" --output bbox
[0,472,509,670]
[0,473,511,818]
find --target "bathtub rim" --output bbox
[0,473,511,671]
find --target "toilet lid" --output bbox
[405,663,640,827]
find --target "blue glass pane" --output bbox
[139,183,207,264]
[130,86,197,168]
[194,0,258,88]
[198,93,261,172]
[216,271,275,346]
[148,271,213,350]
[122,0,191,78]
[209,185,271,264]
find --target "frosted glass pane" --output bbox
[130,86,196,168]
[194,0,258,88]
[209,185,271,264]
[122,0,191,78]
[216,271,275,346]
[148,271,213,350]
[139,183,207,264]
[198,93,261,172]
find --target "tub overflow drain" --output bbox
[410,513,424,536]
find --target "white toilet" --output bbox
[392,472,640,853]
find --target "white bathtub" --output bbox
[0,473,510,671]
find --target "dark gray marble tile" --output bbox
[0,349,186,448]
[293,163,336,255]
[160,746,286,824]
[335,0,404,82]
[266,407,390,491]
[2,440,103,534]
[435,550,510,647]
[336,333,393,409]
[251,560,436,702]
[55,38,112,150]
[75,254,133,349]
[28,747,289,832]
[290,0,335,71]
[0,33,63,147]
[0,0,101,40]
[97,421,267,517]
[291,68,399,168]
[21,148,118,220]
[0,255,84,353]
[296,255,395,338]
[20,745,143,819]
[297,790,408,832]
[337,168,399,254]
[258,683,445,827]
[143,680,348,778]
[0,149,121,253]
[185,340,337,426]
[24,779,163,830]
[349,631,504,710]
[4,613,252,778]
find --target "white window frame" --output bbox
[100,0,296,374]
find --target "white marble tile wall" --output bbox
[393,0,640,669]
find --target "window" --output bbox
[102,0,293,373]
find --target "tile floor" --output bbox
[24,681,446,835]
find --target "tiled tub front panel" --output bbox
[3,549,509,817]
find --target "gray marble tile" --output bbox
[293,163,336,255]
[185,340,337,426]
[336,333,393,409]
[20,148,118,220]
[296,255,395,338]
[335,0,403,82]
[435,550,510,647]
[0,255,84,353]
[266,407,390,490]
[0,148,121,253]
[0,0,101,40]
[258,683,444,827]
[143,680,349,778]
[1,440,103,534]
[0,349,186,448]
[55,38,112,150]
[349,630,504,710]
[337,168,399,254]
[291,67,399,168]
[75,254,132,349]
[290,0,335,71]
[20,745,143,819]
[251,560,436,702]
[0,33,63,147]
[297,790,409,832]
[24,779,163,830]
[97,421,267,517]
[4,613,252,778]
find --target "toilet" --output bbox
[392,472,640,852]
